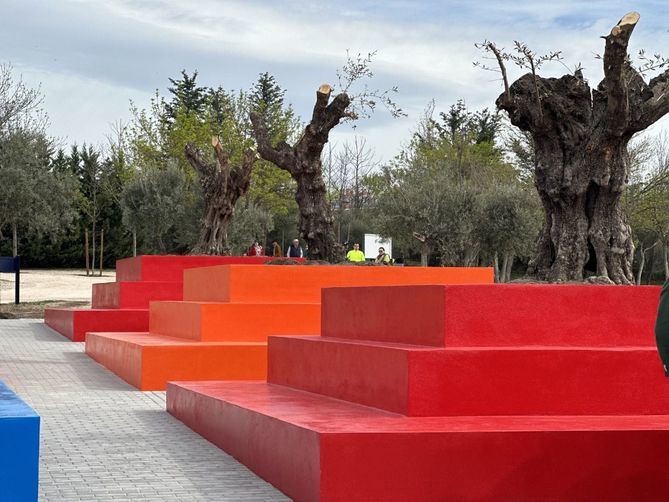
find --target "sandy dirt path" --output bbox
[0,269,115,304]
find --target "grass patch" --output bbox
[0,300,88,319]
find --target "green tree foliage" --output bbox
[227,201,275,255]
[246,73,300,218]
[374,101,541,273]
[125,71,301,253]
[0,65,78,259]
[625,134,669,283]
[0,128,78,257]
[119,163,197,253]
[164,70,208,121]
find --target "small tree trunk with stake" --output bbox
[646,245,657,285]
[637,242,657,285]
[91,224,96,273]
[84,229,90,276]
[99,228,104,277]
[185,136,256,255]
[637,245,646,286]
[132,229,137,257]
[504,253,514,282]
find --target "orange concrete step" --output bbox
[149,301,320,341]
[85,332,267,390]
[183,265,494,302]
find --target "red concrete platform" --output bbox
[166,283,669,501]
[44,308,148,342]
[168,381,669,502]
[115,255,286,282]
[87,266,494,390]
[92,281,183,309]
[269,336,669,416]
[322,284,660,347]
[45,255,286,341]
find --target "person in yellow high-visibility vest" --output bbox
[346,243,365,263]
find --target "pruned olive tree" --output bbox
[185,136,255,255]
[479,12,669,284]
[250,52,403,261]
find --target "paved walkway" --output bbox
[0,320,289,501]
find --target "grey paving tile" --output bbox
[0,320,290,502]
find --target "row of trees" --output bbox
[5,12,669,284]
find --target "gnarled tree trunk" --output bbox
[185,136,255,255]
[493,12,669,284]
[251,85,350,262]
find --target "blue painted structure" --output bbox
[0,256,20,304]
[0,380,39,501]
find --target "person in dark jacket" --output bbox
[656,279,669,375]
[287,239,303,258]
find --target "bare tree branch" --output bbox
[249,111,294,172]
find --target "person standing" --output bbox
[272,240,283,257]
[247,240,264,256]
[346,243,365,263]
[375,246,391,265]
[287,239,304,258]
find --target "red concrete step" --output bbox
[268,335,669,416]
[115,255,287,282]
[183,265,494,302]
[92,281,183,309]
[322,284,660,347]
[167,381,669,502]
[44,308,149,342]
[86,333,267,391]
[149,301,320,341]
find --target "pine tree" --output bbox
[164,70,209,121]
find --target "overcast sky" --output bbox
[2,0,669,161]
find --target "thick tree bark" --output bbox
[185,136,255,255]
[494,12,667,284]
[250,85,351,262]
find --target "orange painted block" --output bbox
[183,265,494,303]
[149,301,320,341]
[86,332,267,391]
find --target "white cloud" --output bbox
[3,0,669,160]
[13,63,151,149]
